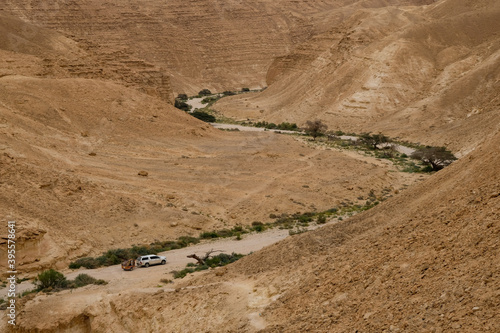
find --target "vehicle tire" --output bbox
[145,263,150,267]
[161,260,166,265]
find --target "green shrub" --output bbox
[173,268,195,279]
[200,231,219,239]
[191,111,216,123]
[69,257,100,269]
[177,94,188,100]
[201,96,219,104]
[335,130,345,136]
[198,89,212,96]
[174,99,191,112]
[176,236,199,247]
[70,274,107,288]
[35,269,67,290]
[317,214,327,224]
[241,88,250,92]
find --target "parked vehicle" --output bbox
[121,258,136,271]
[136,254,167,267]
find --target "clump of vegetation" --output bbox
[317,214,327,224]
[174,99,191,112]
[200,225,249,240]
[219,128,240,132]
[173,252,244,279]
[69,237,199,269]
[359,132,390,150]
[34,269,67,290]
[191,111,216,123]
[410,146,457,171]
[254,121,299,131]
[33,270,106,292]
[241,87,250,92]
[177,94,188,100]
[198,89,212,96]
[201,96,220,104]
[304,119,328,140]
[69,274,107,288]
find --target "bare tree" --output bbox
[305,119,328,140]
[187,249,224,266]
[410,146,457,171]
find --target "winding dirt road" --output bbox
[1,222,333,297]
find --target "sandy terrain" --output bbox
[0,0,498,332]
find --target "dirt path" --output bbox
[1,222,332,297]
[187,96,208,111]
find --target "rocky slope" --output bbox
[215,0,500,153]
[11,106,497,333]
[0,73,419,272]
[1,0,499,331]
[0,0,434,94]
[0,13,423,273]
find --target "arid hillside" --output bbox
[0,11,174,103]
[1,0,499,332]
[11,109,497,333]
[0,0,434,94]
[215,0,500,153]
[0,13,426,273]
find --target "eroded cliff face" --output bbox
[0,0,313,94]
[0,0,435,95]
[216,0,500,153]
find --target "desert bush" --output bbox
[174,99,191,112]
[232,225,243,232]
[176,236,199,247]
[177,94,188,100]
[191,111,216,123]
[305,120,328,140]
[201,96,219,104]
[35,269,67,290]
[173,268,195,279]
[254,121,298,131]
[241,87,250,92]
[70,274,106,288]
[200,231,219,239]
[198,89,212,96]
[69,257,101,269]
